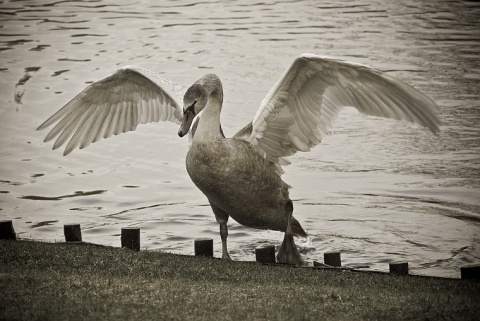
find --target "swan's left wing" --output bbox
[234,54,441,173]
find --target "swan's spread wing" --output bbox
[234,54,441,170]
[37,66,186,155]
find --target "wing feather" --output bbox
[64,105,98,154]
[104,102,121,139]
[37,66,186,155]
[91,103,112,143]
[234,54,441,175]
[55,103,96,153]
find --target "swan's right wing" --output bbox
[37,66,186,155]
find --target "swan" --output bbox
[37,54,441,265]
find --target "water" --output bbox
[1,0,479,278]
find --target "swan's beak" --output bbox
[178,107,196,137]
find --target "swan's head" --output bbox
[178,74,223,137]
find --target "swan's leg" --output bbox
[277,200,304,265]
[219,221,231,260]
[210,202,231,260]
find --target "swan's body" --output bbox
[38,54,441,265]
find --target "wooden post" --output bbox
[0,220,16,240]
[255,245,276,264]
[64,224,82,242]
[324,252,341,267]
[194,238,213,257]
[461,264,480,280]
[389,262,409,276]
[121,228,140,251]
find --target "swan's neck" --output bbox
[193,96,223,141]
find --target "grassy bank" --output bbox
[1,240,479,321]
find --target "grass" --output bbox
[1,240,479,321]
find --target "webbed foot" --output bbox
[277,200,305,265]
[277,233,304,265]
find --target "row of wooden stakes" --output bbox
[1,220,479,279]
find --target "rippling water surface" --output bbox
[1,0,479,278]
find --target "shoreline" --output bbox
[1,239,479,320]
